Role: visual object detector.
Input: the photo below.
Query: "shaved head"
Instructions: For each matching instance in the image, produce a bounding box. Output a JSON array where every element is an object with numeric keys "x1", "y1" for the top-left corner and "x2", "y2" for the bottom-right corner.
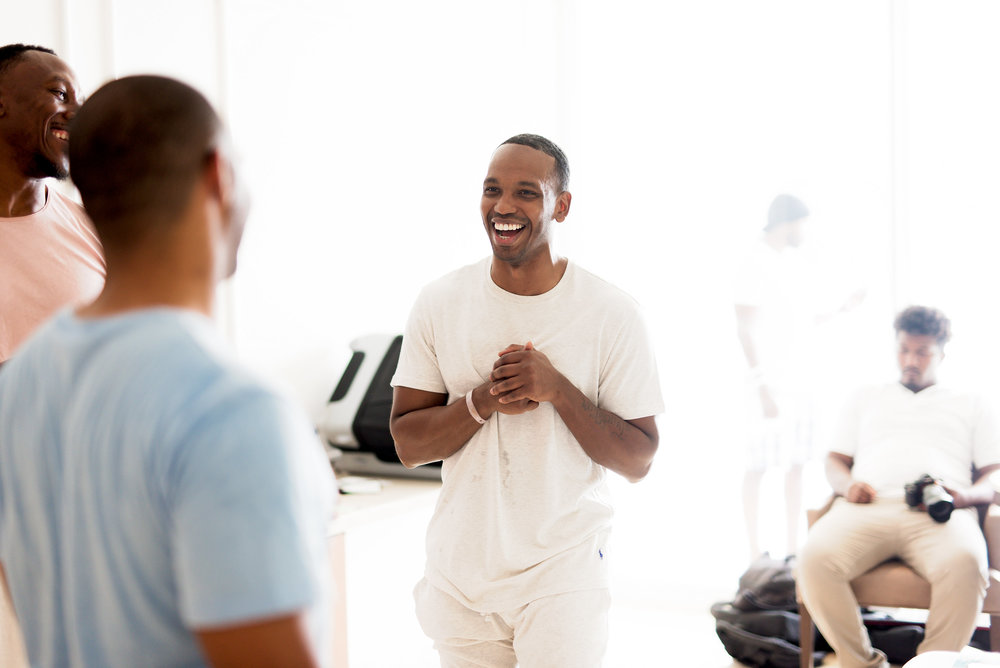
[{"x1": 69, "y1": 75, "x2": 223, "y2": 247}]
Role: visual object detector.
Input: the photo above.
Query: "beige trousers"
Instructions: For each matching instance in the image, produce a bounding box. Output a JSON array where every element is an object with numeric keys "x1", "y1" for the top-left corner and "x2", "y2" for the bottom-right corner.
[
  {"x1": 414, "y1": 579, "x2": 610, "y2": 668},
  {"x1": 798, "y1": 497, "x2": 988, "y2": 668}
]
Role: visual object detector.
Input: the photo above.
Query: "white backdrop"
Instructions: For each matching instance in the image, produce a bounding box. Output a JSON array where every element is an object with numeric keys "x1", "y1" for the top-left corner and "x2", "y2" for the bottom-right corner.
[{"x1": 4, "y1": 1, "x2": 1000, "y2": 662}]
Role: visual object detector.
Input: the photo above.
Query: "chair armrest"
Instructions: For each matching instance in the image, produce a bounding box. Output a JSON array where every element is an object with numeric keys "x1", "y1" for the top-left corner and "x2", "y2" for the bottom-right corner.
[
  {"x1": 806, "y1": 495, "x2": 838, "y2": 529},
  {"x1": 984, "y1": 504, "x2": 1000, "y2": 570}
]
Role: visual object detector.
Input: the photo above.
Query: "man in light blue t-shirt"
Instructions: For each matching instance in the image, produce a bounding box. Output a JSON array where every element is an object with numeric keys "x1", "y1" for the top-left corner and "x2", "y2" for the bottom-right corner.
[{"x1": 0, "y1": 75, "x2": 335, "y2": 667}]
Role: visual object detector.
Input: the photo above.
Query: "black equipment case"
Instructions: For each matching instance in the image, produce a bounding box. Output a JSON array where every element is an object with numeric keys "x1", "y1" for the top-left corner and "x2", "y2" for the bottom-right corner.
[{"x1": 317, "y1": 334, "x2": 441, "y2": 479}]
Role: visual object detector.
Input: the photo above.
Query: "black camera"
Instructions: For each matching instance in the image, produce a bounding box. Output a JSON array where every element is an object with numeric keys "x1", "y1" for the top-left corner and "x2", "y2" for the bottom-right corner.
[{"x1": 904, "y1": 474, "x2": 954, "y2": 523}]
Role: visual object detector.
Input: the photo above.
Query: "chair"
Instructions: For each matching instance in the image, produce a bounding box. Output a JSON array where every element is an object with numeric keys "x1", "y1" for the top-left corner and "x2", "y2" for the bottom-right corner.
[{"x1": 797, "y1": 498, "x2": 1000, "y2": 668}]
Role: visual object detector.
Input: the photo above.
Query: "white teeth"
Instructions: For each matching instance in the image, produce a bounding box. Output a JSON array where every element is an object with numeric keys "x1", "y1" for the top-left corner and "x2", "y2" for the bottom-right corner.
[
  {"x1": 52, "y1": 130, "x2": 68, "y2": 141},
  {"x1": 494, "y1": 222, "x2": 524, "y2": 232}
]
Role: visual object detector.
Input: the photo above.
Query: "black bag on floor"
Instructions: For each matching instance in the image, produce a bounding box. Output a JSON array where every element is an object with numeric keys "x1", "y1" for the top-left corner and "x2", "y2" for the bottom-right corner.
[
  {"x1": 715, "y1": 618, "x2": 803, "y2": 668},
  {"x1": 866, "y1": 623, "x2": 924, "y2": 665},
  {"x1": 861, "y1": 611, "x2": 991, "y2": 663},
  {"x1": 733, "y1": 553, "x2": 798, "y2": 612},
  {"x1": 713, "y1": 554, "x2": 830, "y2": 667},
  {"x1": 712, "y1": 602, "x2": 827, "y2": 668}
]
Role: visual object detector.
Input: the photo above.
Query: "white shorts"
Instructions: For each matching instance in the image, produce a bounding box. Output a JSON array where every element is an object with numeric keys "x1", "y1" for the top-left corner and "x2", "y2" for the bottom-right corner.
[{"x1": 413, "y1": 578, "x2": 610, "y2": 668}]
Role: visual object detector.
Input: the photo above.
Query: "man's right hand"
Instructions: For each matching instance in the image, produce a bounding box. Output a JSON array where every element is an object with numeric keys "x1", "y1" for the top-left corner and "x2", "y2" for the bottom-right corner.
[
  {"x1": 488, "y1": 343, "x2": 540, "y2": 416},
  {"x1": 845, "y1": 481, "x2": 877, "y2": 504}
]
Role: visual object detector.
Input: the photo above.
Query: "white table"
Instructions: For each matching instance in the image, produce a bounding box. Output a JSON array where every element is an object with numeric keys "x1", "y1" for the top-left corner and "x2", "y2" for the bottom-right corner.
[{"x1": 328, "y1": 476, "x2": 441, "y2": 667}]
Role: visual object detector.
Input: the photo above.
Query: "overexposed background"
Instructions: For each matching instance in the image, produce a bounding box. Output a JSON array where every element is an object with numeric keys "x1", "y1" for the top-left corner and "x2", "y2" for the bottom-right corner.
[{"x1": 5, "y1": 1, "x2": 1000, "y2": 665}]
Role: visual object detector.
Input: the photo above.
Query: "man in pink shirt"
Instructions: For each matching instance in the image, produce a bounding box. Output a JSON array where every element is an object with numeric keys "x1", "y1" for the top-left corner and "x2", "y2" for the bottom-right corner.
[{"x1": 0, "y1": 44, "x2": 105, "y2": 363}]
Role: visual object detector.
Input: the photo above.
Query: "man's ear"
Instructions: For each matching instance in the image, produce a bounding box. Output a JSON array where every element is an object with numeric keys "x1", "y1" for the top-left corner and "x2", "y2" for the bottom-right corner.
[
  {"x1": 203, "y1": 148, "x2": 234, "y2": 212},
  {"x1": 554, "y1": 191, "x2": 572, "y2": 222}
]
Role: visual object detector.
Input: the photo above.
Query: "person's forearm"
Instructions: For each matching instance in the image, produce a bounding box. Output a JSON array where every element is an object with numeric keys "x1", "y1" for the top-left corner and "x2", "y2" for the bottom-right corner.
[
  {"x1": 735, "y1": 306, "x2": 761, "y2": 371},
  {"x1": 549, "y1": 379, "x2": 657, "y2": 483},
  {"x1": 825, "y1": 457, "x2": 855, "y2": 497},
  {"x1": 736, "y1": 326, "x2": 760, "y2": 371},
  {"x1": 390, "y1": 384, "x2": 490, "y2": 468},
  {"x1": 196, "y1": 613, "x2": 321, "y2": 668},
  {"x1": 960, "y1": 477, "x2": 997, "y2": 508},
  {"x1": 952, "y1": 464, "x2": 1000, "y2": 508}
]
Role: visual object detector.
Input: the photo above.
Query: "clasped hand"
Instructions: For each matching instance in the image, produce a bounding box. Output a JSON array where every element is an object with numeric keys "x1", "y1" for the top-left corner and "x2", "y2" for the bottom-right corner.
[{"x1": 488, "y1": 342, "x2": 563, "y2": 415}]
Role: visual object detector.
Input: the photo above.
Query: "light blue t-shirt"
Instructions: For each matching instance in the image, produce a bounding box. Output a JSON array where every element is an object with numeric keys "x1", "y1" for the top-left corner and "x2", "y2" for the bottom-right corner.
[{"x1": 0, "y1": 309, "x2": 336, "y2": 667}]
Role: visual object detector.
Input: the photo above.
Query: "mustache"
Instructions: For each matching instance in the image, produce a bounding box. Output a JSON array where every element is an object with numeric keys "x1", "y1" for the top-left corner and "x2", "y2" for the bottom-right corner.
[{"x1": 902, "y1": 366, "x2": 921, "y2": 375}]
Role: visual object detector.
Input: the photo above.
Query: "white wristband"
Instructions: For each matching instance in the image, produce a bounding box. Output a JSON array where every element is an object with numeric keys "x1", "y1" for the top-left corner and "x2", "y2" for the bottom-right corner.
[{"x1": 466, "y1": 391, "x2": 486, "y2": 424}]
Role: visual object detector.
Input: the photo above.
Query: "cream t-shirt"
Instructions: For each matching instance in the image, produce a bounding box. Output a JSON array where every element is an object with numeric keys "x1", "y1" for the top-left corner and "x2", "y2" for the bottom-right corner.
[
  {"x1": 830, "y1": 382, "x2": 1000, "y2": 497},
  {"x1": 0, "y1": 188, "x2": 105, "y2": 361},
  {"x1": 392, "y1": 258, "x2": 664, "y2": 611}
]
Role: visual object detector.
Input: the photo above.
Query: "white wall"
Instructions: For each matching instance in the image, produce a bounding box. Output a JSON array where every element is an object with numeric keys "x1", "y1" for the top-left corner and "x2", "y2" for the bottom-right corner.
[
  {"x1": 5, "y1": 0, "x2": 1000, "y2": 550},
  {"x1": 0, "y1": 1, "x2": 898, "y2": 409}
]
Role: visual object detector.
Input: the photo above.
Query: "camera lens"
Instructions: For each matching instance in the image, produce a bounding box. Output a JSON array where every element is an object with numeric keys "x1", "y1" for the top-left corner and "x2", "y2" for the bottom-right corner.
[{"x1": 923, "y1": 483, "x2": 954, "y2": 523}]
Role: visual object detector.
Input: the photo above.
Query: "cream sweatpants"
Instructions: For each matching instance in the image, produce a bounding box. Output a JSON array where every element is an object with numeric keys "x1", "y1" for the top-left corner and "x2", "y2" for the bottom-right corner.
[
  {"x1": 798, "y1": 497, "x2": 988, "y2": 668},
  {"x1": 414, "y1": 578, "x2": 610, "y2": 668}
]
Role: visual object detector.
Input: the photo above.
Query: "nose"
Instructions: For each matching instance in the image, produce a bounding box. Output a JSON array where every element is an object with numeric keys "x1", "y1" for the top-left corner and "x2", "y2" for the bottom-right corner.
[{"x1": 494, "y1": 191, "x2": 517, "y2": 215}]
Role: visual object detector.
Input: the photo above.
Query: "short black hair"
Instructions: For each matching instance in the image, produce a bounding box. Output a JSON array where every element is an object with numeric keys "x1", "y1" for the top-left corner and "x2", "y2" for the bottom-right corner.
[
  {"x1": 500, "y1": 133, "x2": 570, "y2": 192},
  {"x1": 0, "y1": 44, "x2": 57, "y2": 79},
  {"x1": 70, "y1": 75, "x2": 222, "y2": 248},
  {"x1": 894, "y1": 305, "x2": 951, "y2": 347}
]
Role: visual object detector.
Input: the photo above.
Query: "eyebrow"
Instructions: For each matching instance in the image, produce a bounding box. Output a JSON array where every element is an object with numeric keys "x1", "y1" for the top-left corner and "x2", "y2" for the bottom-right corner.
[{"x1": 482, "y1": 177, "x2": 542, "y2": 189}]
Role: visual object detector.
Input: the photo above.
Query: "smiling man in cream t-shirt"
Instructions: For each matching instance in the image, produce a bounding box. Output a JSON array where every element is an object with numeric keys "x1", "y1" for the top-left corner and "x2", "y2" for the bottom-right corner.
[{"x1": 390, "y1": 134, "x2": 664, "y2": 667}]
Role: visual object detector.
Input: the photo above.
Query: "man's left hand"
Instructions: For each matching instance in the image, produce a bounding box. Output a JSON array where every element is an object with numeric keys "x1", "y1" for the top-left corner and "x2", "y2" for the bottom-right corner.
[
  {"x1": 490, "y1": 342, "x2": 565, "y2": 405},
  {"x1": 943, "y1": 485, "x2": 975, "y2": 509}
]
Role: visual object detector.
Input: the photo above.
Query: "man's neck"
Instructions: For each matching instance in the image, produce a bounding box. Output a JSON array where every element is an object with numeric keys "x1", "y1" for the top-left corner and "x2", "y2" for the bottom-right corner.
[
  {"x1": 490, "y1": 255, "x2": 568, "y2": 296},
  {"x1": 80, "y1": 278, "x2": 215, "y2": 320},
  {"x1": 0, "y1": 171, "x2": 48, "y2": 218},
  {"x1": 763, "y1": 231, "x2": 789, "y2": 252},
  {"x1": 901, "y1": 379, "x2": 936, "y2": 394},
  {"x1": 78, "y1": 245, "x2": 216, "y2": 320}
]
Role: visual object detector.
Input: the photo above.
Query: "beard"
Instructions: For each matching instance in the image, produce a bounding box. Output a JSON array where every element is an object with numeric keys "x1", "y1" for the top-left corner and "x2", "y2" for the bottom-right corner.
[{"x1": 26, "y1": 150, "x2": 69, "y2": 180}]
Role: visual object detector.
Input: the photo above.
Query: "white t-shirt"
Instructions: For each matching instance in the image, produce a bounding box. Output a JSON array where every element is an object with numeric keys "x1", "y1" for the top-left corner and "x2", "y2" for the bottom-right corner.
[
  {"x1": 732, "y1": 239, "x2": 817, "y2": 388},
  {"x1": 830, "y1": 383, "x2": 1000, "y2": 497},
  {"x1": 392, "y1": 258, "x2": 664, "y2": 611}
]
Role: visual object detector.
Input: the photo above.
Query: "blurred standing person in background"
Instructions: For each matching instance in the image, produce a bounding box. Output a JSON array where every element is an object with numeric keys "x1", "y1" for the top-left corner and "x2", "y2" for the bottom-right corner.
[{"x1": 734, "y1": 194, "x2": 863, "y2": 560}]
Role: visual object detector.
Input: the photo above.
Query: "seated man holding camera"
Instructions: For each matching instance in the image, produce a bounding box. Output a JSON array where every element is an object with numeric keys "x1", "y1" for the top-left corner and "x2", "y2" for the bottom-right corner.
[{"x1": 798, "y1": 305, "x2": 1000, "y2": 668}]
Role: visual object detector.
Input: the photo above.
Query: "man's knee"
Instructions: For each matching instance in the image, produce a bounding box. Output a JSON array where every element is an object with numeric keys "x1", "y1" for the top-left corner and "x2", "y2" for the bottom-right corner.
[
  {"x1": 925, "y1": 547, "x2": 988, "y2": 590},
  {"x1": 798, "y1": 532, "x2": 845, "y2": 586}
]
